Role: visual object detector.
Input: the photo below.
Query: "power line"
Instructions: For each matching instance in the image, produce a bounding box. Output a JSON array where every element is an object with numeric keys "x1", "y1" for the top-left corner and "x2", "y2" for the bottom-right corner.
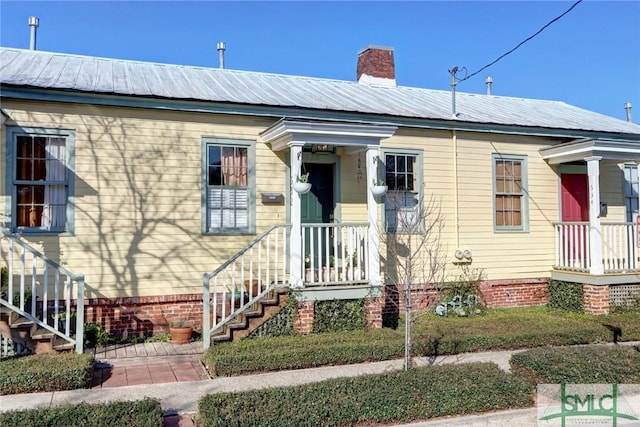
[{"x1": 458, "y1": 0, "x2": 583, "y2": 84}]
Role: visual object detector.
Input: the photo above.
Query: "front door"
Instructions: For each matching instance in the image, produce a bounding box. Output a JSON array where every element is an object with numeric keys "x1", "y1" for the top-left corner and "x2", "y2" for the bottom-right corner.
[
  {"x1": 301, "y1": 163, "x2": 334, "y2": 269},
  {"x1": 561, "y1": 173, "x2": 589, "y2": 222},
  {"x1": 561, "y1": 173, "x2": 589, "y2": 260}
]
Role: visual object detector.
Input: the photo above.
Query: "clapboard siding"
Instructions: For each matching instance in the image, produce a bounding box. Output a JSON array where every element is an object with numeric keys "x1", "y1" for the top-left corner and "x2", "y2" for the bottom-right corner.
[{"x1": 2, "y1": 101, "x2": 289, "y2": 298}]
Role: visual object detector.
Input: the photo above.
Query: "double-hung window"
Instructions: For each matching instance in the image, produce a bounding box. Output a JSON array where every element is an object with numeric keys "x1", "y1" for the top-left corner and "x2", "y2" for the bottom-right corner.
[
  {"x1": 493, "y1": 154, "x2": 528, "y2": 231},
  {"x1": 623, "y1": 164, "x2": 639, "y2": 222},
  {"x1": 202, "y1": 138, "x2": 255, "y2": 234},
  {"x1": 383, "y1": 150, "x2": 422, "y2": 233},
  {"x1": 6, "y1": 127, "x2": 74, "y2": 233}
]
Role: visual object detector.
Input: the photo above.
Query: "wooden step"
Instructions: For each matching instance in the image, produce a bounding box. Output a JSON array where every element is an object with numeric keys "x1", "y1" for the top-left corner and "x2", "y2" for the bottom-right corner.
[
  {"x1": 211, "y1": 290, "x2": 289, "y2": 343},
  {"x1": 52, "y1": 337, "x2": 75, "y2": 352},
  {"x1": 31, "y1": 327, "x2": 55, "y2": 340}
]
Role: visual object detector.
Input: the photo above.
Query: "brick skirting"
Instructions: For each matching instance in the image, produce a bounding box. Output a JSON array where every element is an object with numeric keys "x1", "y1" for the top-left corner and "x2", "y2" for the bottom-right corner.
[
  {"x1": 480, "y1": 278, "x2": 549, "y2": 308},
  {"x1": 84, "y1": 293, "x2": 203, "y2": 338},
  {"x1": 79, "y1": 278, "x2": 552, "y2": 338}
]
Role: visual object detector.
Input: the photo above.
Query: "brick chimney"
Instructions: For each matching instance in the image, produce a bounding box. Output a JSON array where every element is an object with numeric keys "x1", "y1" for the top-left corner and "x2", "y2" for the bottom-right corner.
[{"x1": 357, "y1": 45, "x2": 396, "y2": 87}]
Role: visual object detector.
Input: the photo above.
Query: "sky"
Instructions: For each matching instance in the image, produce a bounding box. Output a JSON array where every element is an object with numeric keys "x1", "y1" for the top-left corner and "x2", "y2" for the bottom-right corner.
[{"x1": 1, "y1": 1, "x2": 639, "y2": 122}]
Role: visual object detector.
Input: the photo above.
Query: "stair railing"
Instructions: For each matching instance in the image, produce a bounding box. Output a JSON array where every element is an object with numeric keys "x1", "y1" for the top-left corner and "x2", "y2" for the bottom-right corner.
[
  {"x1": 1, "y1": 229, "x2": 85, "y2": 354},
  {"x1": 203, "y1": 224, "x2": 290, "y2": 349}
]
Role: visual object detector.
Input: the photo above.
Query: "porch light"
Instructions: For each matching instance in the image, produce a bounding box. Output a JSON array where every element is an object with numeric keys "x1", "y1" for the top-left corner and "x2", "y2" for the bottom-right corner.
[{"x1": 311, "y1": 144, "x2": 334, "y2": 154}]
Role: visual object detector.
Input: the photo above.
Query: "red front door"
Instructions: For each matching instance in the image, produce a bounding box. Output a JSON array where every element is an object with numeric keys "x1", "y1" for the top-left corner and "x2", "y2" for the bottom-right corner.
[
  {"x1": 561, "y1": 173, "x2": 589, "y2": 263},
  {"x1": 561, "y1": 174, "x2": 589, "y2": 222}
]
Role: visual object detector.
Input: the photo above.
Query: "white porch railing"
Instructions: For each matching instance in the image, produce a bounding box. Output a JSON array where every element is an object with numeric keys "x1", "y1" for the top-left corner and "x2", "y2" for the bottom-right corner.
[
  {"x1": 1, "y1": 230, "x2": 85, "y2": 354},
  {"x1": 203, "y1": 224, "x2": 291, "y2": 349},
  {"x1": 302, "y1": 222, "x2": 370, "y2": 285},
  {"x1": 554, "y1": 222, "x2": 640, "y2": 273},
  {"x1": 202, "y1": 222, "x2": 372, "y2": 348}
]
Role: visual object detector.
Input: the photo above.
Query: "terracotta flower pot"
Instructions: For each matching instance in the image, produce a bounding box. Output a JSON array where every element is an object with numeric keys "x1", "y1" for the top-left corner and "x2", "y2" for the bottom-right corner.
[{"x1": 169, "y1": 326, "x2": 193, "y2": 344}]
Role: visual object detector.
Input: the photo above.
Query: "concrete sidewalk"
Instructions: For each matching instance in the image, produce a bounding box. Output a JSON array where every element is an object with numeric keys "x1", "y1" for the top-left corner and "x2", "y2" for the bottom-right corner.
[{"x1": 1, "y1": 342, "x2": 637, "y2": 426}]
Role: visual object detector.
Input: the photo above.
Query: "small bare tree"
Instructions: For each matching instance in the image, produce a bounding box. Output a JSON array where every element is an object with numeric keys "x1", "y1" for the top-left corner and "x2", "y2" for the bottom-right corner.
[{"x1": 381, "y1": 193, "x2": 448, "y2": 371}]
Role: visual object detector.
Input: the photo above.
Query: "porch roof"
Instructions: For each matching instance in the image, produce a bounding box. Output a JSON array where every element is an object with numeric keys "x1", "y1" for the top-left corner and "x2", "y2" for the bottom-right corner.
[
  {"x1": 540, "y1": 138, "x2": 640, "y2": 164},
  {"x1": 260, "y1": 119, "x2": 397, "y2": 152}
]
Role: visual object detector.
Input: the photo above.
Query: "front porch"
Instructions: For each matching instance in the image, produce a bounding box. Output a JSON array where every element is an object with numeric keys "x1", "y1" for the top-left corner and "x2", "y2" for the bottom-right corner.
[
  {"x1": 542, "y1": 138, "x2": 640, "y2": 285},
  {"x1": 202, "y1": 120, "x2": 398, "y2": 347},
  {"x1": 554, "y1": 221, "x2": 640, "y2": 277}
]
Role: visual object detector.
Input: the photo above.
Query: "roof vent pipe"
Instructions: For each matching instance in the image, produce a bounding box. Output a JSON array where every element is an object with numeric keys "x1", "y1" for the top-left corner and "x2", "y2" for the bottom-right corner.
[
  {"x1": 449, "y1": 66, "x2": 458, "y2": 118},
  {"x1": 28, "y1": 16, "x2": 39, "y2": 50},
  {"x1": 485, "y1": 76, "x2": 493, "y2": 95},
  {"x1": 624, "y1": 102, "x2": 632, "y2": 122},
  {"x1": 217, "y1": 41, "x2": 226, "y2": 69}
]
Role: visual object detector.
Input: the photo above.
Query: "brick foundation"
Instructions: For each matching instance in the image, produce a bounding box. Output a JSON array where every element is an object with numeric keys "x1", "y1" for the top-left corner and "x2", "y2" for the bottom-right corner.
[
  {"x1": 83, "y1": 293, "x2": 203, "y2": 338},
  {"x1": 77, "y1": 277, "x2": 553, "y2": 338},
  {"x1": 583, "y1": 284, "x2": 610, "y2": 315},
  {"x1": 480, "y1": 278, "x2": 549, "y2": 308},
  {"x1": 383, "y1": 284, "x2": 440, "y2": 315},
  {"x1": 294, "y1": 301, "x2": 315, "y2": 334}
]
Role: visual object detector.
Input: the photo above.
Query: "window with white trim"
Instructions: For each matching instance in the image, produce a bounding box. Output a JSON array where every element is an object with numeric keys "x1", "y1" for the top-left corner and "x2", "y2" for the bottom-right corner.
[
  {"x1": 383, "y1": 150, "x2": 422, "y2": 233},
  {"x1": 203, "y1": 139, "x2": 255, "y2": 234},
  {"x1": 6, "y1": 127, "x2": 74, "y2": 233},
  {"x1": 623, "y1": 164, "x2": 638, "y2": 222},
  {"x1": 493, "y1": 154, "x2": 528, "y2": 231}
]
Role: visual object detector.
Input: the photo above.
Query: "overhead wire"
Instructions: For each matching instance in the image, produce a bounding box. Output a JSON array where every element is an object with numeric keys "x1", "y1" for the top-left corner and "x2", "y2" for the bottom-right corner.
[{"x1": 457, "y1": 0, "x2": 583, "y2": 84}]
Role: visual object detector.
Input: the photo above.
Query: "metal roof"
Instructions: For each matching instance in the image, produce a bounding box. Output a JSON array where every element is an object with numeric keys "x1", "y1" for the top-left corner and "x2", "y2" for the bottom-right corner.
[{"x1": 2, "y1": 47, "x2": 640, "y2": 136}]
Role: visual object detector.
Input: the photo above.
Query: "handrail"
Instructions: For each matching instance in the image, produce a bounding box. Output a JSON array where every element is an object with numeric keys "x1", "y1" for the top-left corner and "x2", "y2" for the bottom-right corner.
[
  {"x1": 0, "y1": 229, "x2": 85, "y2": 354},
  {"x1": 0, "y1": 229, "x2": 83, "y2": 281},
  {"x1": 204, "y1": 224, "x2": 291, "y2": 280},
  {"x1": 203, "y1": 224, "x2": 291, "y2": 349}
]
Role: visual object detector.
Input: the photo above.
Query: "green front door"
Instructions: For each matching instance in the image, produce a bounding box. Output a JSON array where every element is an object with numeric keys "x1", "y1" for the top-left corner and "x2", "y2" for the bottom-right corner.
[{"x1": 301, "y1": 163, "x2": 334, "y2": 267}]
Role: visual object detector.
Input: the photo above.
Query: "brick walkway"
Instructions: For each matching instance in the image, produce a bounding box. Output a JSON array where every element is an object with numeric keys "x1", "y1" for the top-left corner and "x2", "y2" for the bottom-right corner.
[{"x1": 88, "y1": 341, "x2": 209, "y2": 389}]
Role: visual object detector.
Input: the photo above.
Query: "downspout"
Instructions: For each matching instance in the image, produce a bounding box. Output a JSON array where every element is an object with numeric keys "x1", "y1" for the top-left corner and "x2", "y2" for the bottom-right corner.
[{"x1": 453, "y1": 130, "x2": 460, "y2": 248}]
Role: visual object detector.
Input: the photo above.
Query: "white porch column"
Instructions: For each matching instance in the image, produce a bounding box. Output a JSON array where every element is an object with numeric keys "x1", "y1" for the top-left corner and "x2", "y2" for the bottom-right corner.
[
  {"x1": 289, "y1": 143, "x2": 305, "y2": 287},
  {"x1": 366, "y1": 146, "x2": 382, "y2": 287},
  {"x1": 586, "y1": 156, "x2": 603, "y2": 274}
]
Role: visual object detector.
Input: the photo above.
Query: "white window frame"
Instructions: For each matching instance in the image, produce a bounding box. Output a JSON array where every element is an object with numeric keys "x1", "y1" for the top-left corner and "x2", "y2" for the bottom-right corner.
[
  {"x1": 381, "y1": 149, "x2": 423, "y2": 233},
  {"x1": 5, "y1": 126, "x2": 75, "y2": 234},
  {"x1": 201, "y1": 138, "x2": 256, "y2": 235}
]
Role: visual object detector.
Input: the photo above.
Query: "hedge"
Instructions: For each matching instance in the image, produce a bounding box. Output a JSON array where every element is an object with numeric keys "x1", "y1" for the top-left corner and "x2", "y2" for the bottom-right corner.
[
  {"x1": 0, "y1": 398, "x2": 163, "y2": 427},
  {"x1": 198, "y1": 362, "x2": 533, "y2": 426},
  {"x1": 0, "y1": 353, "x2": 94, "y2": 395},
  {"x1": 205, "y1": 328, "x2": 403, "y2": 376},
  {"x1": 510, "y1": 344, "x2": 640, "y2": 384}
]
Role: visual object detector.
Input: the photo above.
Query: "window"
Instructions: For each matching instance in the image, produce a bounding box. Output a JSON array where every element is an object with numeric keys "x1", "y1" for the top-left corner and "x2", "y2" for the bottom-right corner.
[
  {"x1": 383, "y1": 150, "x2": 422, "y2": 232},
  {"x1": 202, "y1": 138, "x2": 255, "y2": 234},
  {"x1": 493, "y1": 154, "x2": 528, "y2": 231},
  {"x1": 6, "y1": 127, "x2": 74, "y2": 233},
  {"x1": 623, "y1": 164, "x2": 638, "y2": 222}
]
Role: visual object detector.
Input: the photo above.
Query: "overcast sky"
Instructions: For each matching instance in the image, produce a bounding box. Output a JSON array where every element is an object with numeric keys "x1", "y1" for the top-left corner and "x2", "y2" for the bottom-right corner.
[{"x1": 1, "y1": 1, "x2": 639, "y2": 121}]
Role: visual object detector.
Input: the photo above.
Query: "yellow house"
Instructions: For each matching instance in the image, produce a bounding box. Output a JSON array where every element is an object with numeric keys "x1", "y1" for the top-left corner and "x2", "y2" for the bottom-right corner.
[{"x1": 1, "y1": 45, "x2": 640, "y2": 353}]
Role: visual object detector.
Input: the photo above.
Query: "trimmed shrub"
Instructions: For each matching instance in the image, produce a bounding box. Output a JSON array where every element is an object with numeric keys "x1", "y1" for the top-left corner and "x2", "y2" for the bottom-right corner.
[
  {"x1": 205, "y1": 328, "x2": 403, "y2": 376},
  {"x1": 198, "y1": 362, "x2": 533, "y2": 426},
  {"x1": 313, "y1": 299, "x2": 366, "y2": 333},
  {"x1": 0, "y1": 353, "x2": 94, "y2": 395},
  {"x1": 0, "y1": 398, "x2": 163, "y2": 427},
  {"x1": 511, "y1": 345, "x2": 640, "y2": 384},
  {"x1": 547, "y1": 280, "x2": 583, "y2": 312},
  {"x1": 206, "y1": 307, "x2": 640, "y2": 377}
]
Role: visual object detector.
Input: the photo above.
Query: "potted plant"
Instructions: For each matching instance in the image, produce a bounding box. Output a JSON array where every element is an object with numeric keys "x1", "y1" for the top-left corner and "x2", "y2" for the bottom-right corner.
[
  {"x1": 371, "y1": 178, "x2": 388, "y2": 197},
  {"x1": 304, "y1": 254, "x2": 316, "y2": 282},
  {"x1": 163, "y1": 306, "x2": 194, "y2": 344},
  {"x1": 293, "y1": 173, "x2": 312, "y2": 194}
]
